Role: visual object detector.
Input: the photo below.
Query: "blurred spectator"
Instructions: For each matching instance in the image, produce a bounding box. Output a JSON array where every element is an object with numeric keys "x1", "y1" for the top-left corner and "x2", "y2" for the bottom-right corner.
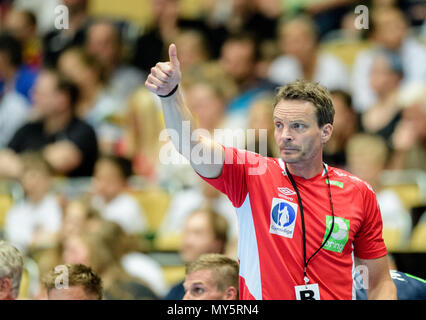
[
  {"x1": 360, "y1": 51, "x2": 403, "y2": 147},
  {"x1": 282, "y1": 0, "x2": 357, "y2": 39},
  {"x1": 346, "y1": 133, "x2": 412, "y2": 248},
  {"x1": 0, "y1": 82, "x2": 29, "y2": 149},
  {"x1": 13, "y1": 0, "x2": 61, "y2": 35},
  {"x1": 43, "y1": 263, "x2": 103, "y2": 300},
  {"x1": 132, "y1": 0, "x2": 210, "y2": 73},
  {"x1": 0, "y1": 32, "x2": 38, "y2": 102},
  {"x1": 268, "y1": 15, "x2": 349, "y2": 91},
  {"x1": 42, "y1": 0, "x2": 92, "y2": 67},
  {"x1": 220, "y1": 33, "x2": 276, "y2": 130},
  {"x1": 60, "y1": 197, "x2": 100, "y2": 240},
  {"x1": 0, "y1": 68, "x2": 98, "y2": 178},
  {"x1": 174, "y1": 29, "x2": 209, "y2": 72},
  {"x1": 91, "y1": 155, "x2": 148, "y2": 234},
  {"x1": 115, "y1": 87, "x2": 164, "y2": 181},
  {"x1": 87, "y1": 218, "x2": 168, "y2": 298},
  {"x1": 0, "y1": 240, "x2": 24, "y2": 300},
  {"x1": 246, "y1": 96, "x2": 280, "y2": 158},
  {"x1": 4, "y1": 8, "x2": 43, "y2": 69},
  {"x1": 204, "y1": 0, "x2": 281, "y2": 47},
  {"x1": 183, "y1": 253, "x2": 239, "y2": 300},
  {"x1": 185, "y1": 79, "x2": 227, "y2": 133},
  {"x1": 5, "y1": 152, "x2": 62, "y2": 253},
  {"x1": 57, "y1": 47, "x2": 121, "y2": 152},
  {"x1": 352, "y1": 6, "x2": 426, "y2": 112},
  {"x1": 164, "y1": 208, "x2": 229, "y2": 300},
  {"x1": 390, "y1": 84, "x2": 426, "y2": 171},
  {"x1": 323, "y1": 89, "x2": 358, "y2": 168},
  {"x1": 158, "y1": 180, "x2": 238, "y2": 251},
  {"x1": 85, "y1": 20, "x2": 145, "y2": 101},
  {"x1": 62, "y1": 228, "x2": 158, "y2": 299}
]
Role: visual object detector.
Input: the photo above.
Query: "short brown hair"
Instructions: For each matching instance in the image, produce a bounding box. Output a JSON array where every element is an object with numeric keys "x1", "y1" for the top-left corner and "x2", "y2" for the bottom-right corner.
[
  {"x1": 190, "y1": 208, "x2": 229, "y2": 251},
  {"x1": 186, "y1": 253, "x2": 239, "y2": 293},
  {"x1": 43, "y1": 264, "x2": 103, "y2": 300},
  {"x1": 274, "y1": 79, "x2": 335, "y2": 127}
]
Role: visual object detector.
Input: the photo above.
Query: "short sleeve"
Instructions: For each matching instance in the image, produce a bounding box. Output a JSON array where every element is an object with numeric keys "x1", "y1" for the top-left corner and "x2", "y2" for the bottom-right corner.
[
  {"x1": 198, "y1": 145, "x2": 249, "y2": 208},
  {"x1": 354, "y1": 188, "x2": 388, "y2": 259}
]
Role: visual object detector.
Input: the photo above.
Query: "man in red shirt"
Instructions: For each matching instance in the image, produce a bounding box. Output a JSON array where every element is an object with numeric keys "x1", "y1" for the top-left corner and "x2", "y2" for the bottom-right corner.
[{"x1": 145, "y1": 44, "x2": 397, "y2": 300}]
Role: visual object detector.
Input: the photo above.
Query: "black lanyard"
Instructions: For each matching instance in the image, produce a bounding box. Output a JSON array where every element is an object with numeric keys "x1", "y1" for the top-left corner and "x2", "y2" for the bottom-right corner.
[{"x1": 285, "y1": 163, "x2": 335, "y2": 287}]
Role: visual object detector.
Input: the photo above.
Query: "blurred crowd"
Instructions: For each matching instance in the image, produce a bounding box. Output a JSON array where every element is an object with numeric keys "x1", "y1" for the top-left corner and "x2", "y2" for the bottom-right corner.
[{"x1": 0, "y1": 0, "x2": 425, "y2": 300}]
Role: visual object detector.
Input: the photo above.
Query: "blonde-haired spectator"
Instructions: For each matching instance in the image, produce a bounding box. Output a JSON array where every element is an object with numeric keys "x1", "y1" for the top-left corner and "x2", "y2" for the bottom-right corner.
[
  {"x1": 346, "y1": 133, "x2": 412, "y2": 248},
  {"x1": 0, "y1": 240, "x2": 24, "y2": 300},
  {"x1": 183, "y1": 253, "x2": 239, "y2": 300}
]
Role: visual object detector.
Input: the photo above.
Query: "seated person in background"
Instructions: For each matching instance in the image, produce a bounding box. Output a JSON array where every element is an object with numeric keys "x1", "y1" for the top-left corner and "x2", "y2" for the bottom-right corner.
[
  {"x1": 183, "y1": 253, "x2": 239, "y2": 300},
  {"x1": 0, "y1": 32, "x2": 38, "y2": 103},
  {"x1": 115, "y1": 87, "x2": 164, "y2": 182},
  {"x1": 390, "y1": 84, "x2": 426, "y2": 171},
  {"x1": 246, "y1": 96, "x2": 280, "y2": 158},
  {"x1": 62, "y1": 226, "x2": 158, "y2": 300},
  {"x1": 220, "y1": 33, "x2": 277, "y2": 124},
  {"x1": 57, "y1": 47, "x2": 122, "y2": 153},
  {"x1": 0, "y1": 240, "x2": 24, "y2": 300},
  {"x1": 164, "y1": 208, "x2": 229, "y2": 300},
  {"x1": 4, "y1": 9, "x2": 43, "y2": 70},
  {"x1": 43, "y1": 264, "x2": 103, "y2": 300},
  {"x1": 91, "y1": 155, "x2": 148, "y2": 234},
  {"x1": 351, "y1": 6, "x2": 426, "y2": 112},
  {"x1": 0, "y1": 68, "x2": 98, "y2": 178},
  {"x1": 323, "y1": 89, "x2": 358, "y2": 169},
  {"x1": 360, "y1": 50, "x2": 404, "y2": 147},
  {"x1": 268, "y1": 15, "x2": 349, "y2": 91},
  {"x1": 346, "y1": 134, "x2": 412, "y2": 248},
  {"x1": 158, "y1": 180, "x2": 238, "y2": 251},
  {"x1": 85, "y1": 20, "x2": 145, "y2": 101},
  {"x1": 5, "y1": 152, "x2": 62, "y2": 253},
  {"x1": 86, "y1": 218, "x2": 168, "y2": 298}
]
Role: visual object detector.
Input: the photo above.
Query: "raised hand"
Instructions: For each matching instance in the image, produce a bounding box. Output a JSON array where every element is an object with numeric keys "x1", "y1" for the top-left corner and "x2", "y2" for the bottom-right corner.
[{"x1": 145, "y1": 43, "x2": 181, "y2": 97}]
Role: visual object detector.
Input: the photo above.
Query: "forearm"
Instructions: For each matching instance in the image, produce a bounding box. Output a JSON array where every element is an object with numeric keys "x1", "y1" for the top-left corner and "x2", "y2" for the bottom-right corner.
[
  {"x1": 367, "y1": 278, "x2": 397, "y2": 300},
  {"x1": 160, "y1": 86, "x2": 198, "y2": 159},
  {"x1": 160, "y1": 88, "x2": 224, "y2": 178}
]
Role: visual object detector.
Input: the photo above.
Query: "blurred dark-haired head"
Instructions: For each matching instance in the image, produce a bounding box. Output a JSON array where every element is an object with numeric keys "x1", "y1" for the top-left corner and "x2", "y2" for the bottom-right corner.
[
  {"x1": 92, "y1": 155, "x2": 133, "y2": 202},
  {"x1": 32, "y1": 69, "x2": 80, "y2": 117},
  {"x1": 0, "y1": 32, "x2": 23, "y2": 76}
]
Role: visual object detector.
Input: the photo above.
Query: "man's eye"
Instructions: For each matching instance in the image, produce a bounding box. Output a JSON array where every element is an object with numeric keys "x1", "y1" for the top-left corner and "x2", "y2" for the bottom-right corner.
[
  {"x1": 190, "y1": 286, "x2": 205, "y2": 296},
  {"x1": 292, "y1": 123, "x2": 305, "y2": 130},
  {"x1": 275, "y1": 122, "x2": 283, "y2": 129}
]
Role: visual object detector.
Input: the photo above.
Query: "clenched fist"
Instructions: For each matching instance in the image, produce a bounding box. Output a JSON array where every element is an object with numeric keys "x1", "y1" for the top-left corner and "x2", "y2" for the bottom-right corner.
[{"x1": 145, "y1": 43, "x2": 181, "y2": 97}]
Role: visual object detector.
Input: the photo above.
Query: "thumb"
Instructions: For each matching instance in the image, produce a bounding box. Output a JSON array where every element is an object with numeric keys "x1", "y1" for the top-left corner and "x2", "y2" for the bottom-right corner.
[{"x1": 168, "y1": 43, "x2": 180, "y2": 68}]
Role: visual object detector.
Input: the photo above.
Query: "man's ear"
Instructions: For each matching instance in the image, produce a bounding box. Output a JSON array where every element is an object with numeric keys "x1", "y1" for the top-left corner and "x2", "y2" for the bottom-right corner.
[
  {"x1": 0, "y1": 277, "x2": 12, "y2": 300},
  {"x1": 321, "y1": 123, "x2": 333, "y2": 144},
  {"x1": 223, "y1": 286, "x2": 238, "y2": 300}
]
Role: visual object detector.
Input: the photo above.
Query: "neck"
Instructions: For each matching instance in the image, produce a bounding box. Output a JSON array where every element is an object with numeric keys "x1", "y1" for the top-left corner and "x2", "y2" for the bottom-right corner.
[
  {"x1": 285, "y1": 154, "x2": 324, "y2": 179},
  {"x1": 43, "y1": 111, "x2": 72, "y2": 134}
]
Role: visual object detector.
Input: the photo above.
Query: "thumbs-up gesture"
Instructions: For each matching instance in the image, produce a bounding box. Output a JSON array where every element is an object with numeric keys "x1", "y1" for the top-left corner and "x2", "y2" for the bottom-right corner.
[{"x1": 145, "y1": 43, "x2": 181, "y2": 97}]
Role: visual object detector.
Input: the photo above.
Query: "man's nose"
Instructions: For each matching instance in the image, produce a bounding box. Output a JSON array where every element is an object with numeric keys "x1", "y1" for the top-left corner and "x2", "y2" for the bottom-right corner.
[{"x1": 281, "y1": 127, "x2": 294, "y2": 142}]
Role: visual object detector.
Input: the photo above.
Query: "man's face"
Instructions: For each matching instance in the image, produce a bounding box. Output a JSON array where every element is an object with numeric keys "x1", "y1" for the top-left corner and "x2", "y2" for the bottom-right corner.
[
  {"x1": 86, "y1": 23, "x2": 120, "y2": 67},
  {"x1": 220, "y1": 40, "x2": 254, "y2": 83},
  {"x1": 181, "y1": 212, "x2": 222, "y2": 263},
  {"x1": 32, "y1": 72, "x2": 61, "y2": 116},
  {"x1": 92, "y1": 160, "x2": 126, "y2": 203},
  {"x1": 48, "y1": 286, "x2": 98, "y2": 300},
  {"x1": 273, "y1": 100, "x2": 330, "y2": 164},
  {"x1": 280, "y1": 21, "x2": 316, "y2": 60},
  {"x1": 183, "y1": 269, "x2": 228, "y2": 300}
]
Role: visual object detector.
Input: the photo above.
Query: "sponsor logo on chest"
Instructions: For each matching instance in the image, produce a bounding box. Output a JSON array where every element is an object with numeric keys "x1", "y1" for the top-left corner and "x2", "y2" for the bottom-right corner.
[{"x1": 269, "y1": 198, "x2": 298, "y2": 238}]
